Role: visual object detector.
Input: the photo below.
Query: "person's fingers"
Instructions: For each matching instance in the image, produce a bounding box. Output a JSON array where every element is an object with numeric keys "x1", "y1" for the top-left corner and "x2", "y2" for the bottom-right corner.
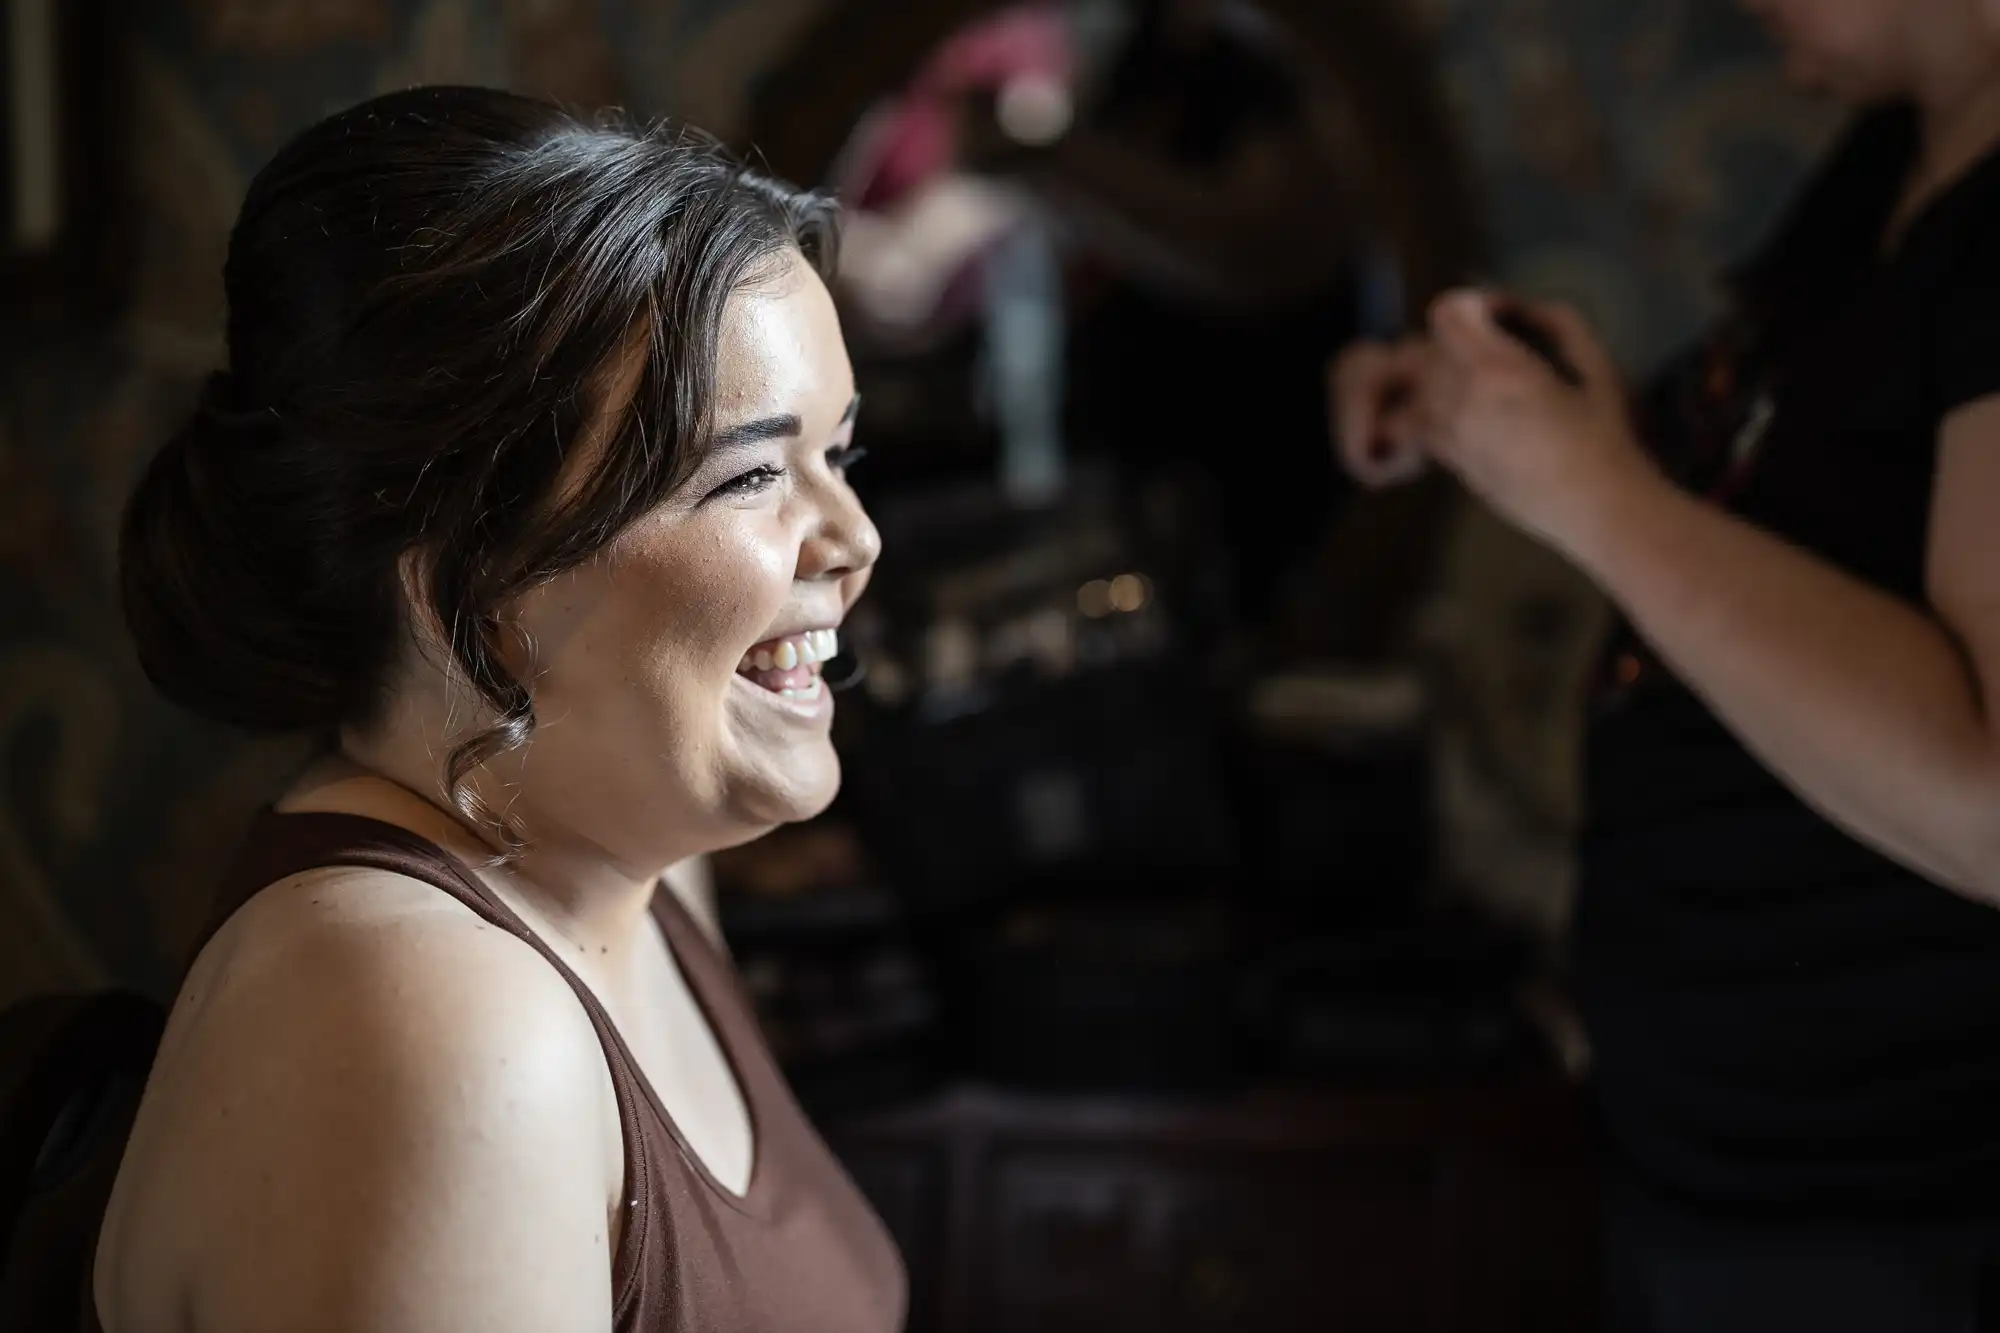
[
  {"x1": 1427, "y1": 288, "x2": 1491, "y2": 354},
  {"x1": 1371, "y1": 342, "x2": 1432, "y2": 471},
  {"x1": 1385, "y1": 337, "x2": 1433, "y2": 386},
  {"x1": 1369, "y1": 407, "x2": 1431, "y2": 485},
  {"x1": 1347, "y1": 414, "x2": 1427, "y2": 485},
  {"x1": 1410, "y1": 343, "x2": 1466, "y2": 466},
  {"x1": 1428, "y1": 287, "x2": 1543, "y2": 380},
  {"x1": 1518, "y1": 297, "x2": 1618, "y2": 386},
  {"x1": 1332, "y1": 340, "x2": 1430, "y2": 482},
  {"x1": 1331, "y1": 343, "x2": 1393, "y2": 466}
]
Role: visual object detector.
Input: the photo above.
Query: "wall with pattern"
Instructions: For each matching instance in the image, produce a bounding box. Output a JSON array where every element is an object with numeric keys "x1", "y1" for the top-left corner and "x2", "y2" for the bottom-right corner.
[{"x1": 0, "y1": 0, "x2": 1832, "y2": 1002}]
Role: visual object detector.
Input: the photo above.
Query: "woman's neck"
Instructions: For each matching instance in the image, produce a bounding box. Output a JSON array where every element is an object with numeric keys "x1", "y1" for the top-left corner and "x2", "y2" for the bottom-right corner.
[{"x1": 291, "y1": 750, "x2": 669, "y2": 960}]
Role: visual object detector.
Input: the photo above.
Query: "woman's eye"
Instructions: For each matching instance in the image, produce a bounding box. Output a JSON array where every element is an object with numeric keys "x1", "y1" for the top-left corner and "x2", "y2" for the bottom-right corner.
[
  {"x1": 707, "y1": 465, "x2": 787, "y2": 501},
  {"x1": 828, "y1": 444, "x2": 868, "y2": 476}
]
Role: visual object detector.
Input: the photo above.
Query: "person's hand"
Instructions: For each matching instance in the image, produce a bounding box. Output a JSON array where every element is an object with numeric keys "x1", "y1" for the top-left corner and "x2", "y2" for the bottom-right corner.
[
  {"x1": 1413, "y1": 288, "x2": 1661, "y2": 562},
  {"x1": 1328, "y1": 336, "x2": 1436, "y2": 487}
]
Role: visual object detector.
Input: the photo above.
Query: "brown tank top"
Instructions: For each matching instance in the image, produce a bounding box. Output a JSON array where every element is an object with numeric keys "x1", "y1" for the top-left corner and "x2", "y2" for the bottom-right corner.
[{"x1": 94, "y1": 810, "x2": 905, "y2": 1332}]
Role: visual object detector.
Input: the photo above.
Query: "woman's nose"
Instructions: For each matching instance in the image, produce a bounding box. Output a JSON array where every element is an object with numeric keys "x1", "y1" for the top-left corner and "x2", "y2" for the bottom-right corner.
[{"x1": 799, "y1": 481, "x2": 882, "y2": 582}]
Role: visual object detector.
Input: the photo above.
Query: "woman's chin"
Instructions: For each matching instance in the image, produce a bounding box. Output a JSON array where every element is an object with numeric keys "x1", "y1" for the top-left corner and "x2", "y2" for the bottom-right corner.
[{"x1": 728, "y1": 753, "x2": 842, "y2": 831}]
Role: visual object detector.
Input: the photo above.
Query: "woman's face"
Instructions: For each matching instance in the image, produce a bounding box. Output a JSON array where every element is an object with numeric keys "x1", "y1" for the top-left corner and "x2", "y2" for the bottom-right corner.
[
  {"x1": 480, "y1": 251, "x2": 880, "y2": 870},
  {"x1": 1738, "y1": 0, "x2": 1977, "y2": 97}
]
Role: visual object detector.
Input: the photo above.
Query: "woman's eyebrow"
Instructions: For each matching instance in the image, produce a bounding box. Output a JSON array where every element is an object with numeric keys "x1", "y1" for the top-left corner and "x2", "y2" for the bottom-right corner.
[
  {"x1": 711, "y1": 395, "x2": 861, "y2": 449},
  {"x1": 711, "y1": 414, "x2": 801, "y2": 449}
]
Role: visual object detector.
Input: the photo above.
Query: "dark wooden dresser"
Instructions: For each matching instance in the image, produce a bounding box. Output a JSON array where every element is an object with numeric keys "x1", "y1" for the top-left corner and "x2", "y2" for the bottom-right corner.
[{"x1": 830, "y1": 1078, "x2": 1600, "y2": 1333}]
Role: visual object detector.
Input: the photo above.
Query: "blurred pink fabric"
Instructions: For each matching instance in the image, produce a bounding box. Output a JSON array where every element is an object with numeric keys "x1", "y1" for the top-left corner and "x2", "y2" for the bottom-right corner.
[{"x1": 842, "y1": 5, "x2": 1073, "y2": 210}]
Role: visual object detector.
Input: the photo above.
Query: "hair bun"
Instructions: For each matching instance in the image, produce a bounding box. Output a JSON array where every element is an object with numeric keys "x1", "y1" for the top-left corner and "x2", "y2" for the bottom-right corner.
[{"x1": 118, "y1": 387, "x2": 360, "y2": 733}]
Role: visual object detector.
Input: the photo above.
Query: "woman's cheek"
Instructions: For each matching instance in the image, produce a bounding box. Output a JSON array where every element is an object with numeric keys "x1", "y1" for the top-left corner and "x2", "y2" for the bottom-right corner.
[
  {"x1": 695, "y1": 517, "x2": 798, "y2": 640},
  {"x1": 592, "y1": 508, "x2": 797, "y2": 692}
]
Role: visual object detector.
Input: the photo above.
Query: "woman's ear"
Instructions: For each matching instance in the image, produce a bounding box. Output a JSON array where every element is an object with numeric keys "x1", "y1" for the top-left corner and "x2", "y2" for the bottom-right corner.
[{"x1": 377, "y1": 548, "x2": 527, "y2": 757}]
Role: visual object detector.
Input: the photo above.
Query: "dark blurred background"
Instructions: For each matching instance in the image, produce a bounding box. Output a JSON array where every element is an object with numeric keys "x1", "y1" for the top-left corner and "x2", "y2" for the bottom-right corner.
[{"x1": 0, "y1": 2, "x2": 1836, "y2": 1328}]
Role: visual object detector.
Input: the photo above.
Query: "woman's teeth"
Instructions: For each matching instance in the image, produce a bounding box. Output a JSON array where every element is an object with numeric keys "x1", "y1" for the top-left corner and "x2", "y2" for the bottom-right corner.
[
  {"x1": 737, "y1": 629, "x2": 838, "y2": 699},
  {"x1": 743, "y1": 628, "x2": 837, "y2": 673}
]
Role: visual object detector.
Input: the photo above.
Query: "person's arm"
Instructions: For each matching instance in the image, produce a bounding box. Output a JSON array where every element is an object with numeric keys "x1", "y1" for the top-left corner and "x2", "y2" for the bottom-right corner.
[
  {"x1": 1413, "y1": 288, "x2": 2000, "y2": 903},
  {"x1": 155, "y1": 891, "x2": 618, "y2": 1333}
]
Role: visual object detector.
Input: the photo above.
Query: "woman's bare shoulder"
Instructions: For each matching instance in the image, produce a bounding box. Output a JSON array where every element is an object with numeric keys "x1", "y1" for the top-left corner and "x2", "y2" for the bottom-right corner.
[
  {"x1": 96, "y1": 865, "x2": 618, "y2": 1333},
  {"x1": 167, "y1": 862, "x2": 600, "y2": 1083}
]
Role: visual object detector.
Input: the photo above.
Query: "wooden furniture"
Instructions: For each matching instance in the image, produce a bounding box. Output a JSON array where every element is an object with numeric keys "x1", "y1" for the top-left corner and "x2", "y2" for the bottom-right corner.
[{"x1": 831, "y1": 1078, "x2": 1599, "y2": 1333}]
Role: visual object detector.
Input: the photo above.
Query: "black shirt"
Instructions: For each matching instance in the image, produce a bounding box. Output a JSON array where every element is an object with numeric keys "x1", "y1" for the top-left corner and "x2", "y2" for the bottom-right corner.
[{"x1": 1576, "y1": 104, "x2": 2000, "y2": 1218}]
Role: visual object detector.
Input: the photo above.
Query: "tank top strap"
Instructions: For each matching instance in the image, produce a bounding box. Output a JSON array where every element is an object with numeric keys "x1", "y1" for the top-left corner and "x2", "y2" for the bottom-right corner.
[
  {"x1": 209, "y1": 810, "x2": 521, "y2": 942},
  {"x1": 212, "y1": 810, "x2": 657, "y2": 1043},
  {"x1": 206, "y1": 809, "x2": 660, "y2": 1308}
]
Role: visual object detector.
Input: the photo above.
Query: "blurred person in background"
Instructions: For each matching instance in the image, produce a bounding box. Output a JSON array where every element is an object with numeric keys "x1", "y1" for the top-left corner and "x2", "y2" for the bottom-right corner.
[
  {"x1": 96, "y1": 87, "x2": 900, "y2": 1333},
  {"x1": 1335, "y1": 0, "x2": 2000, "y2": 1328}
]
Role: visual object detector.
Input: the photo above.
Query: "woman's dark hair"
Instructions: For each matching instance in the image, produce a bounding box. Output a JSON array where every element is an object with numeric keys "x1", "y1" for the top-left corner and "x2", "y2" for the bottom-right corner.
[{"x1": 120, "y1": 86, "x2": 838, "y2": 849}]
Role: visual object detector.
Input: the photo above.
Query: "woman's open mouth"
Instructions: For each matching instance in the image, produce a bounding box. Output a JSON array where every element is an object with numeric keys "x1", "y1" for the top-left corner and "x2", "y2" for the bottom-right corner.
[{"x1": 735, "y1": 628, "x2": 838, "y2": 702}]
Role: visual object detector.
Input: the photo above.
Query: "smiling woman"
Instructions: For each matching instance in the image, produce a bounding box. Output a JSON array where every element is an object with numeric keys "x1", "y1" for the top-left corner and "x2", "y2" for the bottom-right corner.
[{"x1": 97, "y1": 87, "x2": 899, "y2": 1333}]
